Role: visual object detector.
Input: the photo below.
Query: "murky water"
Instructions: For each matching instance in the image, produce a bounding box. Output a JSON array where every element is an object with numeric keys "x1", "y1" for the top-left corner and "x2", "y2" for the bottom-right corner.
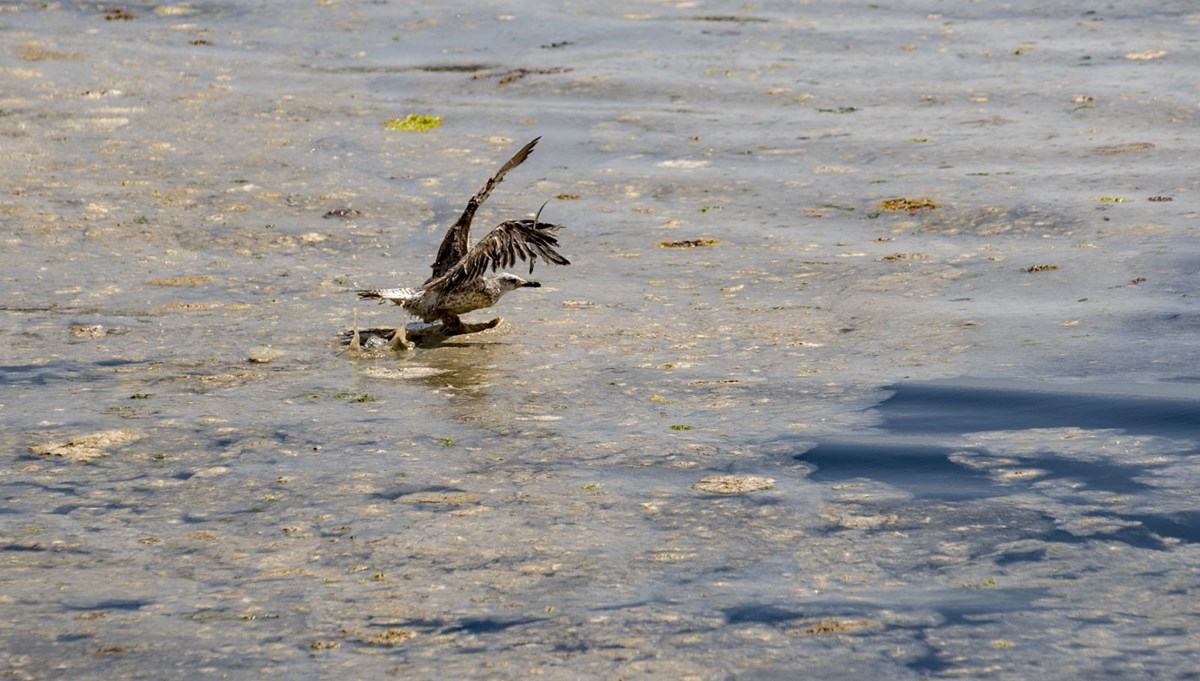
[{"x1": 3, "y1": 1, "x2": 1199, "y2": 678}]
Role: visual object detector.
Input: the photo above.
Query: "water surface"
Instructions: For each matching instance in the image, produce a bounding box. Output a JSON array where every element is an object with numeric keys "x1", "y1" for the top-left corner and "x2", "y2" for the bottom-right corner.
[{"x1": 2, "y1": 1, "x2": 1199, "y2": 678}]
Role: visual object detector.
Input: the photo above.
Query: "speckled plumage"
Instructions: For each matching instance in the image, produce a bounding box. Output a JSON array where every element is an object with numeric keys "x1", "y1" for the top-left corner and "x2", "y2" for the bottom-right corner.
[
  {"x1": 356, "y1": 138, "x2": 569, "y2": 335},
  {"x1": 359, "y1": 272, "x2": 537, "y2": 320}
]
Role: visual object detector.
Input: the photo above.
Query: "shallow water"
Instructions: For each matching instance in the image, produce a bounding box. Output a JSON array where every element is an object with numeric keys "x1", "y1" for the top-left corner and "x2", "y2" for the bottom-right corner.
[{"x1": 2, "y1": 1, "x2": 1199, "y2": 679}]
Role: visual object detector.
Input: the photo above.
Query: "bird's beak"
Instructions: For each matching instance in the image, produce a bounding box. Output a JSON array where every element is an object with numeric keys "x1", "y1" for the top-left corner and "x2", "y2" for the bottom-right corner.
[{"x1": 522, "y1": 281, "x2": 542, "y2": 288}]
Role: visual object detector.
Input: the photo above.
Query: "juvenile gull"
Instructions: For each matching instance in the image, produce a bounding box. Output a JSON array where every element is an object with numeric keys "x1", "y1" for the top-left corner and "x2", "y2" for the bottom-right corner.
[{"x1": 356, "y1": 137, "x2": 570, "y2": 339}]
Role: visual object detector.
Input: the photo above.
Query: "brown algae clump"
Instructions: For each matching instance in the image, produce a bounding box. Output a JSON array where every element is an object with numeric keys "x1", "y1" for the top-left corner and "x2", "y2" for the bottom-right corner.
[
  {"x1": 363, "y1": 629, "x2": 417, "y2": 645},
  {"x1": 693, "y1": 475, "x2": 775, "y2": 494},
  {"x1": 658, "y1": 238, "x2": 719, "y2": 248},
  {"x1": 879, "y1": 198, "x2": 939, "y2": 212},
  {"x1": 384, "y1": 114, "x2": 443, "y2": 132},
  {"x1": 146, "y1": 275, "x2": 213, "y2": 286},
  {"x1": 31, "y1": 428, "x2": 144, "y2": 462},
  {"x1": 787, "y1": 618, "x2": 879, "y2": 636}
]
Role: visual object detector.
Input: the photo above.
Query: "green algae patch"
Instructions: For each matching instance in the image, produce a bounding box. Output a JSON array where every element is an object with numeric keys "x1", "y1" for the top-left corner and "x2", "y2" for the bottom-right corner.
[{"x1": 384, "y1": 114, "x2": 443, "y2": 132}]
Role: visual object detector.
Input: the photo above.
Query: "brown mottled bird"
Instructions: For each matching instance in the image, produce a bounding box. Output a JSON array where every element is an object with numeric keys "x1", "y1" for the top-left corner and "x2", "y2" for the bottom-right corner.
[{"x1": 356, "y1": 138, "x2": 570, "y2": 336}]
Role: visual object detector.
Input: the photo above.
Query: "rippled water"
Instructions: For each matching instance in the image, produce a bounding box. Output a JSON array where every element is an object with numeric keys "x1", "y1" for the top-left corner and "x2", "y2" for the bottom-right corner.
[{"x1": 2, "y1": 1, "x2": 1199, "y2": 679}]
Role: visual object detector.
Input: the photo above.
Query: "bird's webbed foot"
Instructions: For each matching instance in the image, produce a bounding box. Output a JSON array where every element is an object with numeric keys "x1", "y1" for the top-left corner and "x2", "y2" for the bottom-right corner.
[{"x1": 389, "y1": 329, "x2": 415, "y2": 351}]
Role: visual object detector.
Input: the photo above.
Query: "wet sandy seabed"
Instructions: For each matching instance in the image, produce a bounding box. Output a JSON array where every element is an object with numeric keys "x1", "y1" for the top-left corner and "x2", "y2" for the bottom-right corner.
[{"x1": 2, "y1": 1, "x2": 1199, "y2": 678}]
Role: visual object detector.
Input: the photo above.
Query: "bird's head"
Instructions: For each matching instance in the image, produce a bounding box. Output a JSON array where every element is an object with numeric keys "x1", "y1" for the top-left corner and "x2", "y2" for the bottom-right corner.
[{"x1": 495, "y1": 272, "x2": 541, "y2": 292}]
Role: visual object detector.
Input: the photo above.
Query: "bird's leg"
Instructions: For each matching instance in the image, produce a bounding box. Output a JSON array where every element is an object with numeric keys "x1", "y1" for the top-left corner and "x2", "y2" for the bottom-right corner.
[
  {"x1": 439, "y1": 314, "x2": 468, "y2": 336},
  {"x1": 439, "y1": 315, "x2": 501, "y2": 337}
]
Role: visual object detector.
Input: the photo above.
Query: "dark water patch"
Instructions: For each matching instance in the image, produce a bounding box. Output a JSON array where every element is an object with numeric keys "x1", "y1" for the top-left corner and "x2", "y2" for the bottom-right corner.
[
  {"x1": 994, "y1": 546, "x2": 1048, "y2": 565},
  {"x1": 180, "y1": 513, "x2": 219, "y2": 524},
  {"x1": 721, "y1": 593, "x2": 1039, "y2": 627},
  {"x1": 906, "y1": 645, "x2": 951, "y2": 676},
  {"x1": 1122, "y1": 311, "x2": 1200, "y2": 339},
  {"x1": 1069, "y1": 612, "x2": 1118, "y2": 625},
  {"x1": 2, "y1": 543, "x2": 51, "y2": 552},
  {"x1": 797, "y1": 442, "x2": 1183, "y2": 547},
  {"x1": 56, "y1": 633, "x2": 95, "y2": 643},
  {"x1": 1100, "y1": 525, "x2": 1173, "y2": 550},
  {"x1": 418, "y1": 63, "x2": 495, "y2": 73},
  {"x1": 550, "y1": 637, "x2": 595, "y2": 654},
  {"x1": 66, "y1": 599, "x2": 150, "y2": 612},
  {"x1": 878, "y1": 380, "x2": 1200, "y2": 438},
  {"x1": 442, "y1": 617, "x2": 541, "y2": 634},
  {"x1": 302, "y1": 63, "x2": 495, "y2": 74},
  {"x1": 909, "y1": 204, "x2": 1085, "y2": 237},
  {"x1": 923, "y1": 588, "x2": 1049, "y2": 627},
  {"x1": 724, "y1": 604, "x2": 807, "y2": 625},
  {"x1": 1115, "y1": 511, "x2": 1200, "y2": 544},
  {"x1": 687, "y1": 15, "x2": 771, "y2": 23},
  {"x1": 0, "y1": 361, "x2": 87, "y2": 385},
  {"x1": 797, "y1": 442, "x2": 998, "y2": 501},
  {"x1": 379, "y1": 485, "x2": 472, "y2": 501},
  {"x1": 1021, "y1": 453, "x2": 1155, "y2": 495},
  {"x1": 5, "y1": 480, "x2": 84, "y2": 497},
  {"x1": 94, "y1": 357, "x2": 140, "y2": 367},
  {"x1": 0, "y1": 359, "x2": 145, "y2": 385}
]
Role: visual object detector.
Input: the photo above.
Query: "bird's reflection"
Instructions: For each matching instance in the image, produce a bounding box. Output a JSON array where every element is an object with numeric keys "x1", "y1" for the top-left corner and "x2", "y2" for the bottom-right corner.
[{"x1": 344, "y1": 326, "x2": 531, "y2": 428}]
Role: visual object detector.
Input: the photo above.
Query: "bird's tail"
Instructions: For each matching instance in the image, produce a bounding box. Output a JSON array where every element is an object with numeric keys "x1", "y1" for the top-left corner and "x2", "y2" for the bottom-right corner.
[{"x1": 356, "y1": 287, "x2": 421, "y2": 304}]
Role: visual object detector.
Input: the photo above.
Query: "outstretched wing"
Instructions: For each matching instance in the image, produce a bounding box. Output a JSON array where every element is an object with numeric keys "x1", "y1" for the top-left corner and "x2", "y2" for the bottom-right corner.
[
  {"x1": 426, "y1": 137, "x2": 542, "y2": 283},
  {"x1": 428, "y1": 219, "x2": 570, "y2": 293}
]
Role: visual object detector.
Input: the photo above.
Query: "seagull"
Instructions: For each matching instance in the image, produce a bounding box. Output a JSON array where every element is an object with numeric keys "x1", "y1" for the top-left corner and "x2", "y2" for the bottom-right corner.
[{"x1": 356, "y1": 137, "x2": 570, "y2": 338}]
